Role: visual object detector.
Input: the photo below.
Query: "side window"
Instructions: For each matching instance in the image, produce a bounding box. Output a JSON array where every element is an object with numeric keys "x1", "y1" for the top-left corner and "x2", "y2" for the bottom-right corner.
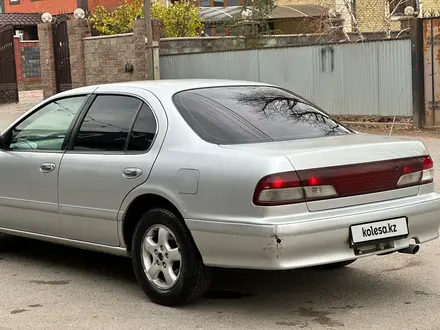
[
  {"x1": 127, "y1": 103, "x2": 157, "y2": 152},
  {"x1": 73, "y1": 95, "x2": 141, "y2": 152},
  {"x1": 9, "y1": 96, "x2": 86, "y2": 151}
]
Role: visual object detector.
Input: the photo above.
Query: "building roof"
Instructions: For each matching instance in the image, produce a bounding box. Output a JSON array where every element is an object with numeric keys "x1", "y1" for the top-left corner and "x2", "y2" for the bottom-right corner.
[
  {"x1": 200, "y1": 5, "x2": 327, "y2": 23},
  {"x1": 0, "y1": 13, "x2": 43, "y2": 26}
]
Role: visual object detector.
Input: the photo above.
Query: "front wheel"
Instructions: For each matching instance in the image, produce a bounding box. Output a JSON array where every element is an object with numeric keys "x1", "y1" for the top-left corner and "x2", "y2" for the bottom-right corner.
[
  {"x1": 131, "y1": 208, "x2": 211, "y2": 306},
  {"x1": 314, "y1": 259, "x2": 357, "y2": 270}
]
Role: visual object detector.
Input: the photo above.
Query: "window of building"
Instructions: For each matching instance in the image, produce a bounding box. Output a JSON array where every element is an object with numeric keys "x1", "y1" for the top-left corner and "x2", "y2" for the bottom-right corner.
[
  {"x1": 202, "y1": 0, "x2": 242, "y2": 7},
  {"x1": 215, "y1": 24, "x2": 227, "y2": 36}
]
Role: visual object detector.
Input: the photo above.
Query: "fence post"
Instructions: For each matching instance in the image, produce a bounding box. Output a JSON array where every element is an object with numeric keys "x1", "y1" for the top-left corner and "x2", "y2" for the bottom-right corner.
[
  {"x1": 38, "y1": 23, "x2": 57, "y2": 99},
  {"x1": 133, "y1": 19, "x2": 148, "y2": 81},
  {"x1": 151, "y1": 19, "x2": 160, "y2": 80},
  {"x1": 68, "y1": 19, "x2": 90, "y2": 89},
  {"x1": 411, "y1": 17, "x2": 425, "y2": 129}
]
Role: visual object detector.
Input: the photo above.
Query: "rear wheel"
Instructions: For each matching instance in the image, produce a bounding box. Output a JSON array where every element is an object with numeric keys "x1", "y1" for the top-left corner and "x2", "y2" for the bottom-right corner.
[
  {"x1": 0, "y1": 232, "x2": 6, "y2": 247},
  {"x1": 131, "y1": 208, "x2": 211, "y2": 306},
  {"x1": 314, "y1": 259, "x2": 357, "y2": 270}
]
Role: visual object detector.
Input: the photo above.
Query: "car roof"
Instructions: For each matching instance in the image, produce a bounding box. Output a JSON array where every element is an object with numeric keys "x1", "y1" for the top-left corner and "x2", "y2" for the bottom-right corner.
[
  {"x1": 102, "y1": 79, "x2": 272, "y2": 91},
  {"x1": 54, "y1": 79, "x2": 274, "y2": 99}
]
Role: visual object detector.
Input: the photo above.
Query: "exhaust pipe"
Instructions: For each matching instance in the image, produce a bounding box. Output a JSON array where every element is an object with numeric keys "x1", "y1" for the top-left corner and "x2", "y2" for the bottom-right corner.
[{"x1": 398, "y1": 244, "x2": 420, "y2": 255}]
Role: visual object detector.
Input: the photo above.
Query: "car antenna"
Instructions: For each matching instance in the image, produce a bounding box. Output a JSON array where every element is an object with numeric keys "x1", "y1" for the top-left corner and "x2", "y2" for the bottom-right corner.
[
  {"x1": 389, "y1": 115, "x2": 396, "y2": 138},
  {"x1": 389, "y1": 88, "x2": 403, "y2": 138}
]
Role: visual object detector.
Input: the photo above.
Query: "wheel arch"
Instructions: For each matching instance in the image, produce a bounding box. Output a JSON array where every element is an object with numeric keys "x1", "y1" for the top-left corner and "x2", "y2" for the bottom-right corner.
[{"x1": 120, "y1": 192, "x2": 188, "y2": 253}]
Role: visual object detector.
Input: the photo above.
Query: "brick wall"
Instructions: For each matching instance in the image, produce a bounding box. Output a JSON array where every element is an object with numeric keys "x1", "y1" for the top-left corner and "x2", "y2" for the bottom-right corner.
[
  {"x1": 13, "y1": 37, "x2": 42, "y2": 91},
  {"x1": 68, "y1": 18, "x2": 150, "y2": 88},
  {"x1": 423, "y1": 0, "x2": 440, "y2": 13},
  {"x1": 5, "y1": 0, "x2": 134, "y2": 15},
  {"x1": 38, "y1": 23, "x2": 57, "y2": 99},
  {"x1": 159, "y1": 30, "x2": 409, "y2": 55},
  {"x1": 5, "y1": 0, "x2": 77, "y2": 14},
  {"x1": 277, "y1": 0, "x2": 323, "y2": 5},
  {"x1": 287, "y1": 0, "x2": 440, "y2": 32},
  {"x1": 83, "y1": 34, "x2": 136, "y2": 85},
  {"x1": 88, "y1": 0, "x2": 122, "y2": 12}
]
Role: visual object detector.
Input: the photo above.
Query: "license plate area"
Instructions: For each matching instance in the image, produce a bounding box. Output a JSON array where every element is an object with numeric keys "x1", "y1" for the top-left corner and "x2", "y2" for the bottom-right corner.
[
  {"x1": 352, "y1": 241, "x2": 397, "y2": 256},
  {"x1": 350, "y1": 217, "x2": 409, "y2": 248}
]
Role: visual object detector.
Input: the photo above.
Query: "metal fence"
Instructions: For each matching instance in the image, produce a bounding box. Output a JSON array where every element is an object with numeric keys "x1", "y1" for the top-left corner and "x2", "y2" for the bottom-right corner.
[{"x1": 160, "y1": 39, "x2": 413, "y2": 117}]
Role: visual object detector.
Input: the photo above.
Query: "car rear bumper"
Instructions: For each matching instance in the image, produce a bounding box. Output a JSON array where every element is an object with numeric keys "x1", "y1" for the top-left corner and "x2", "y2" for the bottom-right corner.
[{"x1": 185, "y1": 192, "x2": 440, "y2": 270}]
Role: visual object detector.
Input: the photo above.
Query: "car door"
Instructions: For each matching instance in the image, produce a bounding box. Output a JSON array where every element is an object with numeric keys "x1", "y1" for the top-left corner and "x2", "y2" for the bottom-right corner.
[
  {"x1": 58, "y1": 87, "x2": 167, "y2": 246},
  {"x1": 0, "y1": 95, "x2": 88, "y2": 236}
]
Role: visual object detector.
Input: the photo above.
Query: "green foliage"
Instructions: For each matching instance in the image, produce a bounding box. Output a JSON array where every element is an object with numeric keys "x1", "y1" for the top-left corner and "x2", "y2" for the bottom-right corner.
[
  {"x1": 151, "y1": 0, "x2": 203, "y2": 37},
  {"x1": 89, "y1": 0, "x2": 203, "y2": 37},
  {"x1": 89, "y1": 0, "x2": 143, "y2": 35}
]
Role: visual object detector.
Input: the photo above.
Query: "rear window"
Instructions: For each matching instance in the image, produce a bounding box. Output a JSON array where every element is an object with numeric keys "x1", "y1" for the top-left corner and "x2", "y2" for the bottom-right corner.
[{"x1": 172, "y1": 86, "x2": 352, "y2": 145}]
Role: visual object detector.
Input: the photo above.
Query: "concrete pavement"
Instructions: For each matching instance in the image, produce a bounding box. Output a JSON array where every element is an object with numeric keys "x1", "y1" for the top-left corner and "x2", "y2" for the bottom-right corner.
[{"x1": 1, "y1": 95, "x2": 440, "y2": 330}]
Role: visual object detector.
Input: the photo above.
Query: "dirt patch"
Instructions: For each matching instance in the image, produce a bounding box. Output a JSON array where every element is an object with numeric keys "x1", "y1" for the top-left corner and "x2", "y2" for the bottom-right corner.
[{"x1": 346, "y1": 125, "x2": 440, "y2": 139}]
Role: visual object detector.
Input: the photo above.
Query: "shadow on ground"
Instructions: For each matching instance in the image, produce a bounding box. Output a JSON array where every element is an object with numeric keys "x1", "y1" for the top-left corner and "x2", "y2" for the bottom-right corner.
[{"x1": 0, "y1": 235, "x2": 421, "y2": 328}]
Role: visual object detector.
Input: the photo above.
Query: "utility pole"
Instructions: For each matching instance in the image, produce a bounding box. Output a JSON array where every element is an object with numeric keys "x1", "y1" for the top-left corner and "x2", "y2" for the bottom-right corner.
[{"x1": 144, "y1": 0, "x2": 152, "y2": 42}]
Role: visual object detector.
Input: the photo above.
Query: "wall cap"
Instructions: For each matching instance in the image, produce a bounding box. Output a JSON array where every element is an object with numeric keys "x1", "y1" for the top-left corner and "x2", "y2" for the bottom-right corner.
[{"x1": 84, "y1": 33, "x2": 134, "y2": 40}]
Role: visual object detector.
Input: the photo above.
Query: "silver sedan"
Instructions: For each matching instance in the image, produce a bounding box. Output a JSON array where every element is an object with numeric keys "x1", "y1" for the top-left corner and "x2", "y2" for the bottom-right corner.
[{"x1": 0, "y1": 80, "x2": 439, "y2": 306}]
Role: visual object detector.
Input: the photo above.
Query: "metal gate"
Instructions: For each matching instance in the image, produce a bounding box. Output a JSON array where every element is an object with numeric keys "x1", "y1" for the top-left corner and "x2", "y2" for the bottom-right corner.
[
  {"x1": 52, "y1": 16, "x2": 72, "y2": 93},
  {"x1": 423, "y1": 15, "x2": 440, "y2": 126},
  {"x1": 0, "y1": 25, "x2": 19, "y2": 104}
]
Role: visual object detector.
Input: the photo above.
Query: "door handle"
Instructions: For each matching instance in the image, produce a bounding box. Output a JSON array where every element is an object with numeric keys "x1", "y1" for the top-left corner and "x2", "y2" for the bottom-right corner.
[
  {"x1": 122, "y1": 168, "x2": 143, "y2": 179},
  {"x1": 40, "y1": 163, "x2": 56, "y2": 173}
]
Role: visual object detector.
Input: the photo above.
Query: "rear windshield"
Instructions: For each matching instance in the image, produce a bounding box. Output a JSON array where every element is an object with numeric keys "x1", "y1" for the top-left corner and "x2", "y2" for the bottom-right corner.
[{"x1": 172, "y1": 86, "x2": 352, "y2": 145}]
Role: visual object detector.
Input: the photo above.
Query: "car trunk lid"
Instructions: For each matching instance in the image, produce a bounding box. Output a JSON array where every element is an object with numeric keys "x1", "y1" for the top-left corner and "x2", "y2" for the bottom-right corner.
[{"x1": 221, "y1": 134, "x2": 430, "y2": 211}]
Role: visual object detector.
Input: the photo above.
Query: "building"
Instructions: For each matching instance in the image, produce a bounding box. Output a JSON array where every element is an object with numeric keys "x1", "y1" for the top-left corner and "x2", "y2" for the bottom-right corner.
[
  {"x1": 199, "y1": 5, "x2": 332, "y2": 36},
  {"x1": 0, "y1": 0, "x2": 124, "y2": 40},
  {"x1": 2, "y1": 0, "x2": 120, "y2": 15},
  {"x1": 0, "y1": 12, "x2": 40, "y2": 39},
  {"x1": 281, "y1": 0, "x2": 440, "y2": 33},
  {"x1": 5, "y1": 0, "x2": 77, "y2": 15},
  {"x1": 353, "y1": 0, "x2": 440, "y2": 32}
]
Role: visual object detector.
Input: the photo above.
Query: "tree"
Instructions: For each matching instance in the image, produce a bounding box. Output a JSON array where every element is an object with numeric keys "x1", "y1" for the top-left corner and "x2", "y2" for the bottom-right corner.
[
  {"x1": 151, "y1": 0, "x2": 203, "y2": 38},
  {"x1": 89, "y1": 0, "x2": 203, "y2": 38},
  {"x1": 224, "y1": 0, "x2": 277, "y2": 47}
]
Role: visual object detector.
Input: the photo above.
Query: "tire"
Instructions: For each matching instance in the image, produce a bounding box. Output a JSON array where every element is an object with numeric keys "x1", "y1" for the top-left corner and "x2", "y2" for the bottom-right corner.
[
  {"x1": 0, "y1": 232, "x2": 7, "y2": 248},
  {"x1": 131, "y1": 208, "x2": 211, "y2": 306},
  {"x1": 314, "y1": 259, "x2": 357, "y2": 270}
]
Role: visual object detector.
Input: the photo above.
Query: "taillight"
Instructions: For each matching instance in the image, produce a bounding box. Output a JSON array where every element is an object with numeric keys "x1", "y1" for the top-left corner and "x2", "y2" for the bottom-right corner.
[
  {"x1": 422, "y1": 156, "x2": 434, "y2": 183},
  {"x1": 397, "y1": 156, "x2": 434, "y2": 186},
  {"x1": 254, "y1": 156, "x2": 434, "y2": 206},
  {"x1": 253, "y1": 171, "x2": 337, "y2": 206},
  {"x1": 253, "y1": 171, "x2": 304, "y2": 206}
]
